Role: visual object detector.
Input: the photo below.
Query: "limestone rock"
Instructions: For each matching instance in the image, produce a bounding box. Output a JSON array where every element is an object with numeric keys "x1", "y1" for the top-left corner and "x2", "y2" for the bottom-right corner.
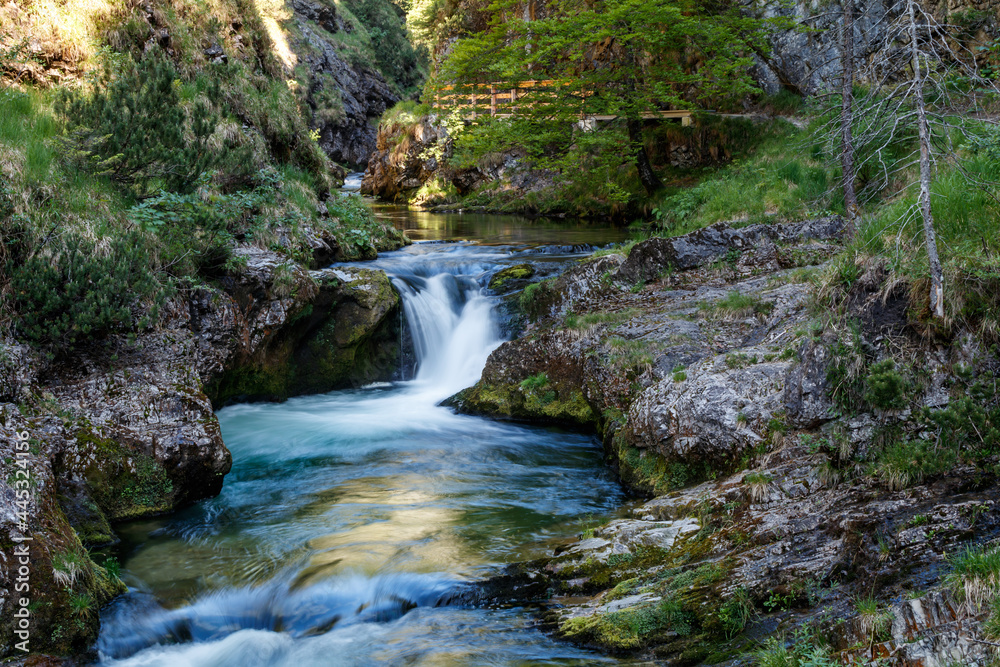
[{"x1": 616, "y1": 216, "x2": 845, "y2": 284}]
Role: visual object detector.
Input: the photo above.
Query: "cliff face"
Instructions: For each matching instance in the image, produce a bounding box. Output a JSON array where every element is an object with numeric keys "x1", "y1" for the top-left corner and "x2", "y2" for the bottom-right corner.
[
  {"x1": 756, "y1": 0, "x2": 1000, "y2": 94},
  {"x1": 290, "y1": 0, "x2": 400, "y2": 168},
  {"x1": 454, "y1": 218, "x2": 1000, "y2": 664},
  {"x1": 0, "y1": 244, "x2": 404, "y2": 658}
]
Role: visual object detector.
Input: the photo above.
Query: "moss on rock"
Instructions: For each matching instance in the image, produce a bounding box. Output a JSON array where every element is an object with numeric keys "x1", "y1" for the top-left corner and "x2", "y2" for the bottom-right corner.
[
  {"x1": 61, "y1": 423, "x2": 175, "y2": 539},
  {"x1": 610, "y1": 430, "x2": 714, "y2": 497},
  {"x1": 206, "y1": 268, "x2": 402, "y2": 404},
  {"x1": 489, "y1": 263, "x2": 536, "y2": 291},
  {"x1": 452, "y1": 376, "x2": 598, "y2": 429}
]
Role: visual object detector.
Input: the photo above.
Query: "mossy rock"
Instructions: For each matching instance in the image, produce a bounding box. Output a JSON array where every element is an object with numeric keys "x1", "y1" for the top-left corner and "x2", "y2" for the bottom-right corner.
[
  {"x1": 62, "y1": 424, "x2": 175, "y2": 535},
  {"x1": 489, "y1": 263, "x2": 535, "y2": 291},
  {"x1": 451, "y1": 378, "x2": 597, "y2": 429},
  {"x1": 206, "y1": 268, "x2": 403, "y2": 404},
  {"x1": 610, "y1": 430, "x2": 714, "y2": 497}
]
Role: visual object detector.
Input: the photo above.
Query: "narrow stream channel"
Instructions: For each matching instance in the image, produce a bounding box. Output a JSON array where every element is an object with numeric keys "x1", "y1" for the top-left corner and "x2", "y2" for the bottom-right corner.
[{"x1": 96, "y1": 197, "x2": 634, "y2": 665}]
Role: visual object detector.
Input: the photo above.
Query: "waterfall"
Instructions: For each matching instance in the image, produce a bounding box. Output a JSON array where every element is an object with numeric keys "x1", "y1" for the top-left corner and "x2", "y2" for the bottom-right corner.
[
  {"x1": 94, "y1": 240, "x2": 626, "y2": 667},
  {"x1": 380, "y1": 245, "x2": 505, "y2": 401}
]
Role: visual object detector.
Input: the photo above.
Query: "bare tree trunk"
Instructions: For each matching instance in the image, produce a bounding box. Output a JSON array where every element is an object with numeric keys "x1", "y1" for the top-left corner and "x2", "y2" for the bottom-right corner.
[
  {"x1": 908, "y1": 0, "x2": 945, "y2": 319},
  {"x1": 840, "y1": 0, "x2": 859, "y2": 235},
  {"x1": 629, "y1": 119, "x2": 663, "y2": 196}
]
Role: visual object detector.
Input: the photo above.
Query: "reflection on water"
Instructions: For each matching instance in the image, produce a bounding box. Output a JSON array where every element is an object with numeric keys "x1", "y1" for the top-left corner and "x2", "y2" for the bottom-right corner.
[
  {"x1": 372, "y1": 202, "x2": 629, "y2": 245},
  {"x1": 98, "y1": 221, "x2": 630, "y2": 666}
]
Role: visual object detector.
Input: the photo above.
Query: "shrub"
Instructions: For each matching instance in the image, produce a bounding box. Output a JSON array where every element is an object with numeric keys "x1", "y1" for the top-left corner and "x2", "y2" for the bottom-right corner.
[
  {"x1": 520, "y1": 373, "x2": 549, "y2": 391},
  {"x1": 55, "y1": 51, "x2": 233, "y2": 197},
  {"x1": 129, "y1": 169, "x2": 279, "y2": 277},
  {"x1": 874, "y1": 438, "x2": 957, "y2": 491},
  {"x1": 9, "y1": 232, "x2": 166, "y2": 350},
  {"x1": 945, "y1": 545, "x2": 1000, "y2": 612},
  {"x1": 700, "y1": 291, "x2": 774, "y2": 320},
  {"x1": 863, "y1": 360, "x2": 909, "y2": 411}
]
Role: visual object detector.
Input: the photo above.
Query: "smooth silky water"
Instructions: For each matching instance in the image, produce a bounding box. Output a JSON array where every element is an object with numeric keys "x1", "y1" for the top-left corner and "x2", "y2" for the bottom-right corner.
[{"x1": 97, "y1": 198, "x2": 633, "y2": 666}]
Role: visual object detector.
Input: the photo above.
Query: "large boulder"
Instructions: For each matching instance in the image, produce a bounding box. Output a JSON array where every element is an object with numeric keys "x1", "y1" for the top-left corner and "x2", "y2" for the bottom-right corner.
[
  {"x1": 616, "y1": 216, "x2": 846, "y2": 285},
  {"x1": 623, "y1": 356, "x2": 793, "y2": 467}
]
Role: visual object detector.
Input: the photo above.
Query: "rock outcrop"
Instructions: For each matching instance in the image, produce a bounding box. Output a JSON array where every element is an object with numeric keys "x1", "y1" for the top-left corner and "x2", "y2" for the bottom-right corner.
[
  {"x1": 290, "y1": 0, "x2": 399, "y2": 168},
  {"x1": 456, "y1": 217, "x2": 1000, "y2": 665},
  {"x1": 0, "y1": 245, "x2": 403, "y2": 658},
  {"x1": 361, "y1": 114, "x2": 556, "y2": 206},
  {"x1": 755, "y1": 0, "x2": 1000, "y2": 94}
]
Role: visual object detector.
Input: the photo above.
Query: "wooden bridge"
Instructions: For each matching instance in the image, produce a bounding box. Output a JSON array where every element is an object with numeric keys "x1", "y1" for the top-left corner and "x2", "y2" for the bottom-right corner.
[{"x1": 432, "y1": 80, "x2": 693, "y2": 126}]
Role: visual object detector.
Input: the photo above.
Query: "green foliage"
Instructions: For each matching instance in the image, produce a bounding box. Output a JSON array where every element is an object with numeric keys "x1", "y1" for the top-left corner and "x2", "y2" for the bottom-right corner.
[
  {"x1": 650, "y1": 123, "x2": 835, "y2": 230},
  {"x1": 519, "y1": 373, "x2": 550, "y2": 391},
  {"x1": 855, "y1": 597, "x2": 893, "y2": 643},
  {"x1": 700, "y1": 291, "x2": 774, "y2": 320},
  {"x1": 607, "y1": 336, "x2": 654, "y2": 371},
  {"x1": 129, "y1": 169, "x2": 279, "y2": 277},
  {"x1": 9, "y1": 232, "x2": 166, "y2": 350},
  {"x1": 825, "y1": 325, "x2": 868, "y2": 415},
  {"x1": 863, "y1": 369, "x2": 999, "y2": 490},
  {"x1": 55, "y1": 51, "x2": 237, "y2": 198},
  {"x1": 754, "y1": 637, "x2": 835, "y2": 667},
  {"x1": 863, "y1": 360, "x2": 909, "y2": 411},
  {"x1": 945, "y1": 544, "x2": 1000, "y2": 610},
  {"x1": 342, "y1": 0, "x2": 427, "y2": 95},
  {"x1": 564, "y1": 308, "x2": 640, "y2": 330},
  {"x1": 69, "y1": 592, "x2": 95, "y2": 620},
  {"x1": 434, "y1": 0, "x2": 786, "y2": 208},
  {"x1": 325, "y1": 193, "x2": 408, "y2": 257},
  {"x1": 718, "y1": 587, "x2": 755, "y2": 638}
]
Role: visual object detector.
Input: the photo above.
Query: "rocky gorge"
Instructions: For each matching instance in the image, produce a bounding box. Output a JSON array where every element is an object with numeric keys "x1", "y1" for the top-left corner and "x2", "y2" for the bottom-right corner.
[{"x1": 0, "y1": 229, "x2": 408, "y2": 657}]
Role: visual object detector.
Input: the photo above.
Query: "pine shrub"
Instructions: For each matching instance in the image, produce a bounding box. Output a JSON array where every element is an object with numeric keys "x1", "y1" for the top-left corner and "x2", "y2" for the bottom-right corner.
[
  {"x1": 54, "y1": 51, "x2": 221, "y2": 198},
  {"x1": 9, "y1": 232, "x2": 166, "y2": 349}
]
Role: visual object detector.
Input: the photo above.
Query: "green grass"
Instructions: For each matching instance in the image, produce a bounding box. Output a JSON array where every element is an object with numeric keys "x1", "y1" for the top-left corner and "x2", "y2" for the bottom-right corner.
[
  {"x1": 945, "y1": 545, "x2": 1000, "y2": 612},
  {"x1": 699, "y1": 291, "x2": 774, "y2": 321},
  {"x1": 754, "y1": 636, "x2": 836, "y2": 667},
  {"x1": 606, "y1": 336, "x2": 654, "y2": 370},
  {"x1": 650, "y1": 123, "x2": 837, "y2": 234},
  {"x1": 564, "y1": 308, "x2": 640, "y2": 330}
]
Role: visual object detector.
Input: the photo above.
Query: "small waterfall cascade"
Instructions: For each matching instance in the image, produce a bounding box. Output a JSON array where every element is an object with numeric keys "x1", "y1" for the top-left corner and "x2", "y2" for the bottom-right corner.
[
  {"x1": 373, "y1": 243, "x2": 507, "y2": 400},
  {"x1": 94, "y1": 241, "x2": 626, "y2": 667}
]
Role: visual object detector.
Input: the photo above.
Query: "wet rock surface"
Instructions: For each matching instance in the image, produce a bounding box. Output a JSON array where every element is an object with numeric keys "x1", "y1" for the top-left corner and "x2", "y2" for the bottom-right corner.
[{"x1": 457, "y1": 218, "x2": 1000, "y2": 665}]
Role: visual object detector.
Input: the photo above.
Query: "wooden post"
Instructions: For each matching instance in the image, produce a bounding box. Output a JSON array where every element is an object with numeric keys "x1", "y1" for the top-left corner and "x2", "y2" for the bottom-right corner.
[
  {"x1": 471, "y1": 86, "x2": 477, "y2": 120},
  {"x1": 682, "y1": 114, "x2": 691, "y2": 127},
  {"x1": 511, "y1": 86, "x2": 518, "y2": 115},
  {"x1": 491, "y1": 85, "x2": 497, "y2": 116}
]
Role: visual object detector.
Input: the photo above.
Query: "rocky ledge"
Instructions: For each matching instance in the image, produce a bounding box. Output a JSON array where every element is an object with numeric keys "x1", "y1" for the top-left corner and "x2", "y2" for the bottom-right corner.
[
  {"x1": 361, "y1": 115, "x2": 556, "y2": 207},
  {"x1": 0, "y1": 241, "x2": 405, "y2": 657},
  {"x1": 456, "y1": 216, "x2": 1000, "y2": 665}
]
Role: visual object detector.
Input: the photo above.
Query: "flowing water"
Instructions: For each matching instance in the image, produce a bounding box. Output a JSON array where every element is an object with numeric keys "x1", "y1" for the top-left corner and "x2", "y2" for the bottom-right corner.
[{"x1": 96, "y1": 201, "x2": 632, "y2": 666}]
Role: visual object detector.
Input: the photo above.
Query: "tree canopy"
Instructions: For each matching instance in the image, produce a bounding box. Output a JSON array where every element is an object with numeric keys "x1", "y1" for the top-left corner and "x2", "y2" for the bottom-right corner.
[{"x1": 431, "y1": 0, "x2": 780, "y2": 197}]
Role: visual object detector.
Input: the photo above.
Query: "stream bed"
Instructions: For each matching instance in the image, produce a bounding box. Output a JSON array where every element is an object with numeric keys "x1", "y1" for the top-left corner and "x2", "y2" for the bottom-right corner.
[{"x1": 97, "y1": 202, "x2": 633, "y2": 666}]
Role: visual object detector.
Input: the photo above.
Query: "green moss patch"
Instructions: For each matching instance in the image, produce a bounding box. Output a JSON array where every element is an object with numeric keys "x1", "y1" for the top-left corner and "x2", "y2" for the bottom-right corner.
[
  {"x1": 454, "y1": 378, "x2": 598, "y2": 428},
  {"x1": 489, "y1": 263, "x2": 536, "y2": 291}
]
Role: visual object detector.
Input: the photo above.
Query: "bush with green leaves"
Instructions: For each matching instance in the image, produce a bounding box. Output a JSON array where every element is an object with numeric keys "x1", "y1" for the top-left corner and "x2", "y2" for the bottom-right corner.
[
  {"x1": 129, "y1": 169, "x2": 280, "y2": 277},
  {"x1": 342, "y1": 0, "x2": 426, "y2": 95},
  {"x1": 54, "y1": 51, "x2": 234, "y2": 198},
  {"x1": 9, "y1": 232, "x2": 166, "y2": 350}
]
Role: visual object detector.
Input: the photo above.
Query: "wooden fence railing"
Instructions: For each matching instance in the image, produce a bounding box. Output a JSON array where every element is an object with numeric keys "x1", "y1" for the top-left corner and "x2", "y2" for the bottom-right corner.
[{"x1": 431, "y1": 80, "x2": 692, "y2": 126}]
